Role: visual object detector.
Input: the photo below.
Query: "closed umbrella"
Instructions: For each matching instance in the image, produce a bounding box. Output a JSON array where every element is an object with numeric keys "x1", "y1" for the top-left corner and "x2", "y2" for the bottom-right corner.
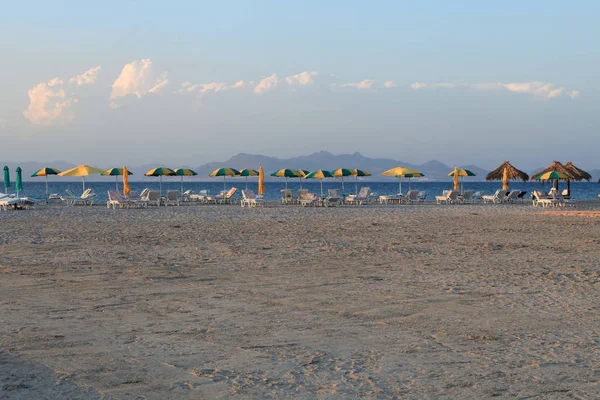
[
  {"x1": 448, "y1": 168, "x2": 476, "y2": 194},
  {"x1": 238, "y1": 169, "x2": 259, "y2": 190},
  {"x1": 271, "y1": 169, "x2": 299, "y2": 189},
  {"x1": 453, "y1": 167, "x2": 460, "y2": 191},
  {"x1": 31, "y1": 167, "x2": 61, "y2": 202},
  {"x1": 351, "y1": 169, "x2": 371, "y2": 195},
  {"x1": 258, "y1": 166, "x2": 265, "y2": 196},
  {"x1": 502, "y1": 168, "x2": 509, "y2": 191},
  {"x1": 332, "y1": 168, "x2": 353, "y2": 195},
  {"x1": 174, "y1": 168, "x2": 198, "y2": 194},
  {"x1": 123, "y1": 166, "x2": 130, "y2": 197},
  {"x1": 3, "y1": 166, "x2": 10, "y2": 194},
  {"x1": 102, "y1": 168, "x2": 133, "y2": 192},
  {"x1": 304, "y1": 169, "x2": 333, "y2": 197},
  {"x1": 15, "y1": 167, "x2": 23, "y2": 198},
  {"x1": 209, "y1": 167, "x2": 240, "y2": 194},
  {"x1": 59, "y1": 165, "x2": 105, "y2": 192},
  {"x1": 145, "y1": 167, "x2": 176, "y2": 196},
  {"x1": 486, "y1": 161, "x2": 529, "y2": 191}
]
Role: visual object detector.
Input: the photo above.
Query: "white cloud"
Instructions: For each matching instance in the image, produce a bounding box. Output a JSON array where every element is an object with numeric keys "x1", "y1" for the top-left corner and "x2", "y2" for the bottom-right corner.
[
  {"x1": 254, "y1": 73, "x2": 280, "y2": 95},
  {"x1": 285, "y1": 71, "x2": 318, "y2": 86},
  {"x1": 69, "y1": 66, "x2": 101, "y2": 86},
  {"x1": 384, "y1": 81, "x2": 397, "y2": 88},
  {"x1": 411, "y1": 81, "x2": 579, "y2": 100},
  {"x1": 179, "y1": 80, "x2": 249, "y2": 96},
  {"x1": 340, "y1": 79, "x2": 375, "y2": 89},
  {"x1": 23, "y1": 78, "x2": 76, "y2": 126},
  {"x1": 110, "y1": 59, "x2": 168, "y2": 107}
]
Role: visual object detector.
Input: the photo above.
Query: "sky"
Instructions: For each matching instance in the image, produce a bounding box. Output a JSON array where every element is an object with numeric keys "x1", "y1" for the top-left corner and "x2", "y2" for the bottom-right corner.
[{"x1": 1, "y1": 1, "x2": 599, "y2": 170}]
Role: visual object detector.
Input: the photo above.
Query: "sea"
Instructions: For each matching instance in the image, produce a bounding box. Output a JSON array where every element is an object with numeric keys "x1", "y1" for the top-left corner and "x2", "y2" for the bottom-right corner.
[{"x1": 10, "y1": 179, "x2": 600, "y2": 203}]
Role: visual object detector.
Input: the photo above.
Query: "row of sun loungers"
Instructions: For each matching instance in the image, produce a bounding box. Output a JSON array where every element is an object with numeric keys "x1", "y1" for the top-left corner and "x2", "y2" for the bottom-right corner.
[
  {"x1": 0, "y1": 193, "x2": 39, "y2": 210},
  {"x1": 531, "y1": 190, "x2": 574, "y2": 207}
]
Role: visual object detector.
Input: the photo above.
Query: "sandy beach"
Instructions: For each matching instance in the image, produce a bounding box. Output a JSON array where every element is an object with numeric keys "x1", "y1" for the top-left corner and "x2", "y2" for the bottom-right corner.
[{"x1": 1, "y1": 202, "x2": 600, "y2": 398}]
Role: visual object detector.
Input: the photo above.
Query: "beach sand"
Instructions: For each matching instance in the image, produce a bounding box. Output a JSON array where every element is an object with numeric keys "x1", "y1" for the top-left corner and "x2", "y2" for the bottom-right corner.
[{"x1": 1, "y1": 202, "x2": 600, "y2": 398}]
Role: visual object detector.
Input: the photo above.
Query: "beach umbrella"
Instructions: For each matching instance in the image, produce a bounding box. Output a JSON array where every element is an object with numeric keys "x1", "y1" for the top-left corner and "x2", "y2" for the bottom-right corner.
[
  {"x1": 102, "y1": 167, "x2": 133, "y2": 192},
  {"x1": 15, "y1": 167, "x2": 23, "y2": 198},
  {"x1": 351, "y1": 169, "x2": 371, "y2": 195},
  {"x1": 210, "y1": 167, "x2": 240, "y2": 193},
  {"x1": 292, "y1": 169, "x2": 309, "y2": 189},
  {"x1": 238, "y1": 169, "x2": 259, "y2": 190},
  {"x1": 59, "y1": 165, "x2": 105, "y2": 192},
  {"x1": 258, "y1": 166, "x2": 265, "y2": 196},
  {"x1": 31, "y1": 167, "x2": 61, "y2": 202},
  {"x1": 145, "y1": 167, "x2": 176, "y2": 195},
  {"x1": 174, "y1": 168, "x2": 198, "y2": 194},
  {"x1": 3, "y1": 166, "x2": 10, "y2": 194},
  {"x1": 332, "y1": 168, "x2": 353, "y2": 195},
  {"x1": 534, "y1": 171, "x2": 572, "y2": 181},
  {"x1": 448, "y1": 168, "x2": 476, "y2": 194},
  {"x1": 123, "y1": 166, "x2": 130, "y2": 197},
  {"x1": 380, "y1": 166, "x2": 424, "y2": 194},
  {"x1": 304, "y1": 169, "x2": 333, "y2": 197},
  {"x1": 563, "y1": 161, "x2": 592, "y2": 196},
  {"x1": 271, "y1": 168, "x2": 298, "y2": 189},
  {"x1": 486, "y1": 161, "x2": 529, "y2": 192}
]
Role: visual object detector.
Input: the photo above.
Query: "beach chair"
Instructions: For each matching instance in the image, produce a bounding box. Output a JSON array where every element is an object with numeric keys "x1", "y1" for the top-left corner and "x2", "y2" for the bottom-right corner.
[
  {"x1": 405, "y1": 190, "x2": 419, "y2": 204},
  {"x1": 144, "y1": 190, "x2": 161, "y2": 206},
  {"x1": 182, "y1": 189, "x2": 193, "y2": 202},
  {"x1": 516, "y1": 190, "x2": 528, "y2": 202},
  {"x1": 241, "y1": 190, "x2": 264, "y2": 207},
  {"x1": 482, "y1": 190, "x2": 508, "y2": 204},
  {"x1": 299, "y1": 192, "x2": 319, "y2": 207},
  {"x1": 68, "y1": 188, "x2": 95, "y2": 206},
  {"x1": 346, "y1": 187, "x2": 370, "y2": 205},
  {"x1": 551, "y1": 191, "x2": 575, "y2": 207},
  {"x1": 324, "y1": 189, "x2": 342, "y2": 207},
  {"x1": 417, "y1": 191, "x2": 427, "y2": 202},
  {"x1": 107, "y1": 190, "x2": 128, "y2": 209},
  {"x1": 0, "y1": 194, "x2": 20, "y2": 210},
  {"x1": 460, "y1": 190, "x2": 473, "y2": 203},
  {"x1": 472, "y1": 191, "x2": 484, "y2": 202},
  {"x1": 280, "y1": 189, "x2": 293, "y2": 204},
  {"x1": 126, "y1": 191, "x2": 147, "y2": 208},
  {"x1": 531, "y1": 191, "x2": 555, "y2": 207},
  {"x1": 435, "y1": 190, "x2": 458, "y2": 204},
  {"x1": 506, "y1": 190, "x2": 521, "y2": 203},
  {"x1": 164, "y1": 190, "x2": 180, "y2": 206}
]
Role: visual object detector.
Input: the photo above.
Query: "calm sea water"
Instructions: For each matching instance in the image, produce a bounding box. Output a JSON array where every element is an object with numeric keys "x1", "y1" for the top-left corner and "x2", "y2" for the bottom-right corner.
[{"x1": 10, "y1": 179, "x2": 600, "y2": 203}]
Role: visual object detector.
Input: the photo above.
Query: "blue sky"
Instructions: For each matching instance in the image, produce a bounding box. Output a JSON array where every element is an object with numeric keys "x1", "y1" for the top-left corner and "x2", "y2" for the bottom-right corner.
[{"x1": 1, "y1": 1, "x2": 599, "y2": 170}]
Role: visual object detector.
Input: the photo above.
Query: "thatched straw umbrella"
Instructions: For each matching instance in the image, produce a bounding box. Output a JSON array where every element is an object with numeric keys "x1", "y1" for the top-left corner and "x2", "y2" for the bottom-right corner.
[
  {"x1": 486, "y1": 161, "x2": 529, "y2": 191},
  {"x1": 563, "y1": 161, "x2": 591, "y2": 197},
  {"x1": 530, "y1": 161, "x2": 573, "y2": 189}
]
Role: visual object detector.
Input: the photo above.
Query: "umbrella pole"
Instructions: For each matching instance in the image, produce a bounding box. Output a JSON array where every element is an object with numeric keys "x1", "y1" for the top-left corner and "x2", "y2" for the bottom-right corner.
[
  {"x1": 355, "y1": 176, "x2": 358, "y2": 195},
  {"x1": 567, "y1": 180, "x2": 571, "y2": 197},
  {"x1": 160, "y1": 176, "x2": 162, "y2": 196},
  {"x1": 246, "y1": 176, "x2": 248, "y2": 191},
  {"x1": 320, "y1": 179, "x2": 323, "y2": 197},
  {"x1": 45, "y1": 175, "x2": 49, "y2": 203},
  {"x1": 341, "y1": 177, "x2": 344, "y2": 194},
  {"x1": 399, "y1": 179, "x2": 402, "y2": 195},
  {"x1": 181, "y1": 176, "x2": 184, "y2": 195},
  {"x1": 285, "y1": 177, "x2": 288, "y2": 189},
  {"x1": 408, "y1": 178, "x2": 411, "y2": 191},
  {"x1": 82, "y1": 177, "x2": 85, "y2": 192},
  {"x1": 224, "y1": 176, "x2": 226, "y2": 194},
  {"x1": 116, "y1": 176, "x2": 119, "y2": 192}
]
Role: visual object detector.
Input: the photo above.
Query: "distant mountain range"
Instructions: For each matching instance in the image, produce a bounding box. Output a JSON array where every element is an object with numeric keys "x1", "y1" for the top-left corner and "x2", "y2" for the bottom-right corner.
[{"x1": 2, "y1": 152, "x2": 599, "y2": 182}]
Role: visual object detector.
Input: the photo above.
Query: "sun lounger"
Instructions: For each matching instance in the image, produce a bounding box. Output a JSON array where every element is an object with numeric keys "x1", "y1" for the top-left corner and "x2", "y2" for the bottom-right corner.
[
  {"x1": 531, "y1": 190, "x2": 556, "y2": 207},
  {"x1": 107, "y1": 190, "x2": 129, "y2": 209},
  {"x1": 164, "y1": 190, "x2": 180, "y2": 206},
  {"x1": 0, "y1": 194, "x2": 20, "y2": 210},
  {"x1": 482, "y1": 190, "x2": 509, "y2": 204},
  {"x1": 143, "y1": 190, "x2": 161, "y2": 206},
  {"x1": 324, "y1": 189, "x2": 342, "y2": 207},
  {"x1": 417, "y1": 191, "x2": 427, "y2": 202},
  {"x1": 506, "y1": 190, "x2": 521, "y2": 203},
  {"x1": 65, "y1": 188, "x2": 96, "y2": 206},
  {"x1": 460, "y1": 190, "x2": 473, "y2": 203},
  {"x1": 280, "y1": 189, "x2": 293, "y2": 204},
  {"x1": 379, "y1": 194, "x2": 403, "y2": 204},
  {"x1": 472, "y1": 191, "x2": 484, "y2": 202},
  {"x1": 435, "y1": 190, "x2": 459, "y2": 204},
  {"x1": 215, "y1": 187, "x2": 237, "y2": 204},
  {"x1": 405, "y1": 190, "x2": 419, "y2": 204},
  {"x1": 241, "y1": 190, "x2": 264, "y2": 207},
  {"x1": 299, "y1": 192, "x2": 319, "y2": 206},
  {"x1": 346, "y1": 187, "x2": 370, "y2": 205}
]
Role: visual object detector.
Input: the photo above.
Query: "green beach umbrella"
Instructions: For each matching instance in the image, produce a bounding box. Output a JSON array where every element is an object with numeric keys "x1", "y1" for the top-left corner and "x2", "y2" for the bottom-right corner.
[
  {"x1": 3, "y1": 165, "x2": 10, "y2": 194},
  {"x1": 238, "y1": 169, "x2": 259, "y2": 190},
  {"x1": 351, "y1": 169, "x2": 371, "y2": 195},
  {"x1": 304, "y1": 169, "x2": 333, "y2": 197},
  {"x1": 448, "y1": 168, "x2": 477, "y2": 194},
  {"x1": 102, "y1": 167, "x2": 133, "y2": 192},
  {"x1": 332, "y1": 168, "x2": 353, "y2": 195},
  {"x1": 210, "y1": 167, "x2": 240, "y2": 193},
  {"x1": 31, "y1": 167, "x2": 62, "y2": 202},
  {"x1": 15, "y1": 167, "x2": 23, "y2": 198},
  {"x1": 174, "y1": 168, "x2": 198, "y2": 194},
  {"x1": 145, "y1": 167, "x2": 176, "y2": 195},
  {"x1": 271, "y1": 168, "x2": 300, "y2": 189}
]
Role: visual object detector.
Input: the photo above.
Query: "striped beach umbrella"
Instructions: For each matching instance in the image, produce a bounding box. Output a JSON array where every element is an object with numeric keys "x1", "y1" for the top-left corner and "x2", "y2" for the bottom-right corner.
[
  {"x1": 271, "y1": 168, "x2": 299, "y2": 189},
  {"x1": 175, "y1": 168, "x2": 198, "y2": 194},
  {"x1": 31, "y1": 167, "x2": 62, "y2": 201},
  {"x1": 534, "y1": 171, "x2": 572, "y2": 181},
  {"x1": 102, "y1": 167, "x2": 133, "y2": 192},
  {"x1": 210, "y1": 167, "x2": 240, "y2": 193},
  {"x1": 59, "y1": 165, "x2": 105, "y2": 192},
  {"x1": 448, "y1": 168, "x2": 476, "y2": 194},
  {"x1": 332, "y1": 168, "x2": 353, "y2": 195},
  {"x1": 304, "y1": 169, "x2": 333, "y2": 197},
  {"x1": 238, "y1": 169, "x2": 259, "y2": 190},
  {"x1": 351, "y1": 169, "x2": 371, "y2": 195},
  {"x1": 145, "y1": 167, "x2": 176, "y2": 195}
]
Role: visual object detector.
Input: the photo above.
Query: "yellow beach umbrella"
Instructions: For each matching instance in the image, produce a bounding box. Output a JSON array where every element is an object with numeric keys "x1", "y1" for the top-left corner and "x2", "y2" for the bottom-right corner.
[
  {"x1": 380, "y1": 166, "x2": 424, "y2": 194},
  {"x1": 59, "y1": 165, "x2": 105, "y2": 192},
  {"x1": 123, "y1": 166, "x2": 130, "y2": 197},
  {"x1": 145, "y1": 167, "x2": 176, "y2": 195},
  {"x1": 502, "y1": 167, "x2": 509, "y2": 191},
  {"x1": 258, "y1": 166, "x2": 265, "y2": 196}
]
